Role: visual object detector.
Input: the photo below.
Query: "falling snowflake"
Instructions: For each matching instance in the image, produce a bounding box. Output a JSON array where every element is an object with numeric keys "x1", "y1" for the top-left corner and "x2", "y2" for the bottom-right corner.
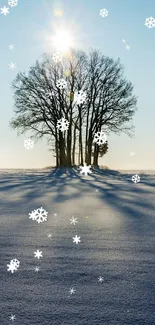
[
  {"x1": 8, "y1": 44, "x2": 15, "y2": 51},
  {"x1": 145, "y1": 17, "x2": 155, "y2": 29},
  {"x1": 69, "y1": 287, "x2": 76, "y2": 294},
  {"x1": 74, "y1": 90, "x2": 87, "y2": 105},
  {"x1": 70, "y1": 216, "x2": 78, "y2": 225},
  {"x1": 122, "y1": 39, "x2": 126, "y2": 43},
  {"x1": 1, "y1": 6, "x2": 9, "y2": 15},
  {"x1": 132, "y1": 174, "x2": 140, "y2": 183},
  {"x1": 34, "y1": 249, "x2": 43, "y2": 259},
  {"x1": 52, "y1": 52, "x2": 62, "y2": 63},
  {"x1": 47, "y1": 233, "x2": 52, "y2": 238},
  {"x1": 29, "y1": 207, "x2": 48, "y2": 224},
  {"x1": 9, "y1": 315, "x2": 16, "y2": 321},
  {"x1": 100, "y1": 8, "x2": 108, "y2": 18},
  {"x1": 56, "y1": 78, "x2": 67, "y2": 90},
  {"x1": 34, "y1": 266, "x2": 40, "y2": 272},
  {"x1": 7, "y1": 258, "x2": 20, "y2": 273},
  {"x1": 56, "y1": 117, "x2": 69, "y2": 132},
  {"x1": 98, "y1": 276, "x2": 104, "y2": 283},
  {"x1": 73, "y1": 235, "x2": 81, "y2": 244},
  {"x1": 130, "y1": 152, "x2": 135, "y2": 156},
  {"x1": 93, "y1": 131, "x2": 107, "y2": 146},
  {"x1": 8, "y1": 0, "x2": 18, "y2": 7},
  {"x1": 79, "y1": 162, "x2": 92, "y2": 176},
  {"x1": 9, "y1": 62, "x2": 16, "y2": 70},
  {"x1": 24, "y1": 138, "x2": 34, "y2": 149},
  {"x1": 125, "y1": 44, "x2": 131, "y2": 51}
]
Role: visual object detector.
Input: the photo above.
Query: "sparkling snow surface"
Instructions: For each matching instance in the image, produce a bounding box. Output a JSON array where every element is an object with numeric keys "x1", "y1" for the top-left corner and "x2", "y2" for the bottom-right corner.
[{"x1": 0, "y1": 168, "x2": 155, "y2": 324}]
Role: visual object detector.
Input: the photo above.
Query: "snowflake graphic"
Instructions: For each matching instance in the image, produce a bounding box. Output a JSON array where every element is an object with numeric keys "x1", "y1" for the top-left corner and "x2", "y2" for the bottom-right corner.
[
  {"x1": 34, "y1": 266, "x2": 40, "y2": 272},
  {"x1": 93, "y1": 131, "x2": 107, "y2": 146},
  {"x1": 56, "y1": 78, "x2": 67, "y2": 90},
  {"x1": 24, "y1": 138, "x2": 34, "y2": 149},
  {"x1": 145, "y1": 17, "x2": 155, "y2": 29},
  {"x1": 70, "y1": 217, "x2": 78, "y2": 225},
  {"x1": 8, "y1": 44, "x2": 15, "y2": 51},
  {"x1": 1, "y1": 6, "x2": 9, "y2": 15},
  {"x1": 125, "y1": 44, "x2": 131, "y2": 51},
  {"x1": 130, "y1": 152, "x2": 136, "y2": 156},
  {"x1": 8, "y1": 0, "x2": 18, "y2": 7},
  {"x1": 56, "y1": 117, "x2": 69, "y2": 132},
  {"x1": 98, "y1": 276, "x2": 104, "y2": 282},
  {"x1": 100, "y1": 8, "x2": 108, "y2": 18},
  {"x1": 69, "y1": 287, "x2": 76, "y2": 294},
  {"x1": 9, "y1": 315, "x2": 16, "y2": 321},
  {"x1": 79, "y1": 162, "x2": 92, "y2": 176},
  {"x1": 7, "y1": 258, "x2": 20, "y2": 273},
  {"x1": 73, "y1": 235, "x2": 81, "y2": 244},
  {"x1": 132, "y1": 174, "x2": 140, "y2": 183},
  {"x1": 74, "y1": 90, "x2": 87, "y2": 105},
  {"x1": 29, "y1": 207, "x2": 48, "y2": 224},
  {"x1": 9, "y1": 62, "x2": 16, "y2": 70},
  {"x1": 52, "y1": 52, "x2": 62, "y2": 63},
  {"x1": 34, "y1": 249, "x2": 43, "y2": 259}
]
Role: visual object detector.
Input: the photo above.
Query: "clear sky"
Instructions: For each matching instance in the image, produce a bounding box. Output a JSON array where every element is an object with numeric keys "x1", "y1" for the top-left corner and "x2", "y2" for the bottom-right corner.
[{"x1": 0, "y1": 0, "x2": 155, "y2": 170}]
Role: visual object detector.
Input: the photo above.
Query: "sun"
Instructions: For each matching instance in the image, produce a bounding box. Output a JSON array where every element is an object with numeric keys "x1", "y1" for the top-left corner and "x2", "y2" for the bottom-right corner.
[{"x1": 52, "y1": 29, "x2": 72, "y2": 52}]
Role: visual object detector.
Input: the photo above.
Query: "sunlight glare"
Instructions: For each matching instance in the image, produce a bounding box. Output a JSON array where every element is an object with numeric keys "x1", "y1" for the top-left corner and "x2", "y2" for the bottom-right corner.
[{"x1": 52, "y1": 30, "x2": 72, "y2": 52}]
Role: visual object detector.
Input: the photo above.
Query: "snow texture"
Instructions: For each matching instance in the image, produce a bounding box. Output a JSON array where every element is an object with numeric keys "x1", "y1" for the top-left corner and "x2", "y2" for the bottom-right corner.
[{"x1": 1, "y1": 168, "x2": 155, "y2": 324}]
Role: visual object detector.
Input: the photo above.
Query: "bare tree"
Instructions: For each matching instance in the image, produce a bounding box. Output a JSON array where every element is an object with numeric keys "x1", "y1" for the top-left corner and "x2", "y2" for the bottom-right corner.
[{"x1": 10, "y1": 49, "x2": 137, "y2": 167}]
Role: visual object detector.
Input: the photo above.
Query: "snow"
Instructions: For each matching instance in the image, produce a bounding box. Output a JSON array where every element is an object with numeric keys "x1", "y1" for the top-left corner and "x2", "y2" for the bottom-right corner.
[{"x1": 1, "y1": 167, "x2": 155, "y2": 324}]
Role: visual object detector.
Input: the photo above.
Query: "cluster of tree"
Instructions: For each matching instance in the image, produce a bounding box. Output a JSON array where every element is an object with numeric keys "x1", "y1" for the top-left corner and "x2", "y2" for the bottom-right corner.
[{"x1": 10, "y1": 49, "x2": 137, "y2": 167}]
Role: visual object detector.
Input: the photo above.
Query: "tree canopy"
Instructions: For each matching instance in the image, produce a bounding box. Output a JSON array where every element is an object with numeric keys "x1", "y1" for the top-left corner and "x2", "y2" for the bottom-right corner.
[{"x1": 10, "y1": 48, "x2": 138, "y2": 167}]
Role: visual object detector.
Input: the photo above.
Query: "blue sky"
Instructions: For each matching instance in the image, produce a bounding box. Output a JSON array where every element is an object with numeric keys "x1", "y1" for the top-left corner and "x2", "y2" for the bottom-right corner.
[{"x1": 0, "y1": 0, "x2": 155, "y2": 169}]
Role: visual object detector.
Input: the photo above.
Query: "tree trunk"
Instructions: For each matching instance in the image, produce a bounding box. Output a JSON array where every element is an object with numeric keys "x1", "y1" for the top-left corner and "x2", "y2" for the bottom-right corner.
[
  {"x1": 87, "y1": 138, "x2": 92, "y2": 165},
  {"x1": 93, "y1": 144, "x2": 99, "y2": 166},
  {"x1": 79, "y1": 107, "x2": 84, "y2": 165},
  {"x1": 72, "y1": 125, "x2": 77, "y2": 165},
  {"x1": 59, "y1": 132, "x2": 67, "y2": 166},
  {"x1": 55, "y1": 128, "x2": 59, "y2": 167}
]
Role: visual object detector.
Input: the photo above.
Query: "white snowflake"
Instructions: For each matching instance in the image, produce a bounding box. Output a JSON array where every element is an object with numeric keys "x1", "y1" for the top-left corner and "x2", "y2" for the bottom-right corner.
[
  {"x1": 69, "y1": 287, "x2": 76, "y2": 294},
  {"x1": 74, "y1": 90, "x2": 87, "y2": 105},
  {"x1": 34, "y1": 249, "x2": 43, "y2": 259},
  {"x1": 29, "y1": 207, "x2": 48, "y2": 224},
  {"x1": 125, "y1": 44, "x2": 131, "y2": 51},
  {"x1": 24, "y1": 138, "x2": 34, "y2": 149},
  {"x1": 122, "y1": 39, "x2": 126, "y2": 43},
  {"x1": 56, "y1": 117, "x2": 69, "y2": 132},
  {"x1": 70, "y1": 216, "x2": 78, "y2": 225},
  {"x1": 34, "y1": 266, "x2": 40, "y2": 272},
  {"x1": 73, "y1": 235, "x2": 81, "y2": 244},
  {"x1": 100, "y1": 8, "x2": 108, "y2": 18},
  {"x1": 8, "y1": 0, "x2": 18, "y2": 7},
  {"x1": 56, "y1": 78, "x2": 67, "y2": 90},
  {"x1": 9, "y1": 62, "x2": 16, "y2": 70},
  {"x1": 10, "y1": 258, "x2": 20, "y2": 268},
  {"x1": 7, "y1": 258, "x2": 20, "y2": 273},
  {"x1": 8, "y1": 44, "x2": 15, "y2": 51},
  {"x1": 47, "y1": 233, "x2": 52, "y2": 238},
  {"x1": 79, "y1": 162, "x2": 92, "y2": 176},
  {"x1": 1, "y1": 6, "x2": 9, "y2": 15},
  {"x1": 145, "y1": 17, "x2": 155, "y2": 29},
  {"x1": 132, "y1": 174, "x2": 140, "y2": 183},
  {"x1": 130, "y1": 152, "x2": 135, "y2": 156},
  {"x1": 52, "y1": 52, "x2": 62, "y2": 63},
  {"x1": 93, "y1": 131, "x2": 107, "y2": 146},
  {"x1": 29, "y1": 210, "x2": 37, "y2": 221},
  {"x1": 9, "y1": 315, "x2": 16, "y2": 321},
  {"x1": 98, "y1": 276, "x2": 104, "y2": 283}
]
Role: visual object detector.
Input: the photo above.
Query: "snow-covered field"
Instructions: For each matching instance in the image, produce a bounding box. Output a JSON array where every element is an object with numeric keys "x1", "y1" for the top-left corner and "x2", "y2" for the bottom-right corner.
[{"x1": 1, "y1": 168, "x2": 155, "y2": 325}]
